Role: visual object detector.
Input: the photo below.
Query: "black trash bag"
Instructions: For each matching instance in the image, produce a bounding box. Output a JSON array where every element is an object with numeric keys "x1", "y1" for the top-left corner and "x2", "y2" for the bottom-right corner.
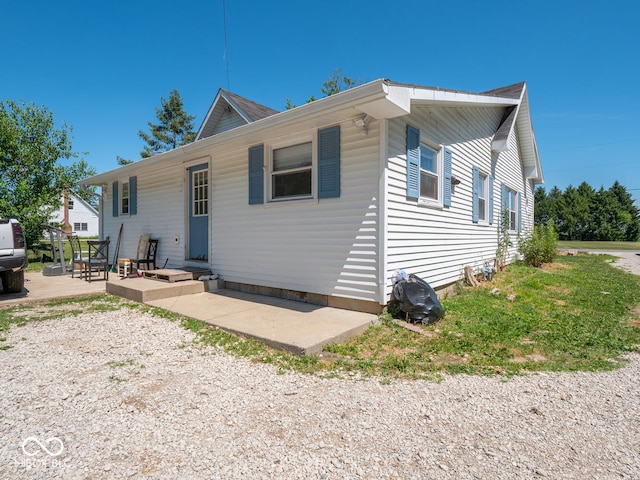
[{"x1": 391, "y1": 273, "x2": 445, "y2": 324}]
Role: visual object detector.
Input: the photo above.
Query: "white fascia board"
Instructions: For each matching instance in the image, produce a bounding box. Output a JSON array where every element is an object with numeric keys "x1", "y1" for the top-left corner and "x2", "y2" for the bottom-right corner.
[
  {"x1": 180, "y1": 80, "x2": 392, "y2": 152},
  {"x1": 492, "y1": 137, "x2": 510, "y2": 152},
  {"x1": 82, "y1": 80, "x2": 393, "y2": 186},
  {"x1": 409, "y1": 88, "x2": 519, "y2": 106},
  {"x1": 355, "y1": 84, "x2": 411, "y2": 118}
]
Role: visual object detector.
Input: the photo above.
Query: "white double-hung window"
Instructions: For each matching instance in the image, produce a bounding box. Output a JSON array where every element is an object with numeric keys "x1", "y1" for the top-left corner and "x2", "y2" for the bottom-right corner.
[
  {"x1": 248, "y1": 125, "x2": 340, "y2": 205},
  {"x1": 420, "y1": 142, "x2": 440, "y2": 202},
  {"x1": 121, "y1": 181, "x2": 129, "y2": 215},
  {"x1": 271, "y1": 141, "x2": 313, "y2": 200},
  {"x1": 472, "y1": 166, "x2": 494, "y2": 224},
  {"x1": 477, "y1": 173, "x2": 488, "y2": 222},
  {"x1": 507, "y1": 188, "x2": 518, "y2": 231},
  {"x1": 406, "y1": 125, "x2": 452, "y2": 208}
]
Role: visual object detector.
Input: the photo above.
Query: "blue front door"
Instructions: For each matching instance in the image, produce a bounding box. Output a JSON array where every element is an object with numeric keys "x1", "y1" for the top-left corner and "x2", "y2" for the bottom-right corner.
[{"x1": 189, "y1": 164, "x2": 209, "y2": 261}]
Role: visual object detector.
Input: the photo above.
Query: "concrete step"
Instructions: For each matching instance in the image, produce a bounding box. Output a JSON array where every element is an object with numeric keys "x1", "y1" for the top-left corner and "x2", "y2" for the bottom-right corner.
[{"x1": 107, "y1": 277, "x2": 205, "y2": 303}]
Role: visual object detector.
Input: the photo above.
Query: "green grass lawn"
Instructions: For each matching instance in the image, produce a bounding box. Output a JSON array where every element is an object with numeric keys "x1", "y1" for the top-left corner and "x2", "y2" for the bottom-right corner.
[
  {"x1": 321, "y1": 254, "x2": 640, "y2": 377},
  {"x1": 3, "y1": 253, "x2": 640, "y2": 378},
  {"x1": 558, "y1": 240, "x2": 640, "y2": 251},
  {"x1": 26, "y1": 238, "x2": 95, "y2": 272}
]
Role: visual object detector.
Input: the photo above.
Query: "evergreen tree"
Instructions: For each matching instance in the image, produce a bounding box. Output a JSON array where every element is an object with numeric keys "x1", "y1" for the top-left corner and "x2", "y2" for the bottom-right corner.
[
  {"x1": 609, "y1": 181, "x2": 640, "y2": 241},
  {"x1": 575, "y1": 182, "x2": 596, "y2": 239},
  {"x1": 534, "y1": 186, "x2": 553, "y2": 225},
  {"x1": 138, "y1": 89, "x2": 196, "y2": 158},
  {"x1": 535, "y1": 181, "x2": 640, "y2": 242}
]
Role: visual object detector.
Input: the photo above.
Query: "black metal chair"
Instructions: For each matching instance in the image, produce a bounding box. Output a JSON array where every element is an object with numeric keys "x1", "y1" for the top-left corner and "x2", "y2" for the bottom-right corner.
[
  {"x1": 68, "y1": 235, "x2": 87, "y2": 278},
  {"x1": 134, "y1": 239, "x2": 158, "y2": 272},
  {"x1": 81, "y1": 240, "x2": 110, "y2": 282}
]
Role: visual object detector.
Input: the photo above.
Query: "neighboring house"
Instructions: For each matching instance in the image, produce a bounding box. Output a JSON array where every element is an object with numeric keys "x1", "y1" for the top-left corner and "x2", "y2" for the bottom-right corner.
[
  {"x1": 50, "y1": 192, "x2": 100, "y2": 237},
  {"x1": 81, "y1": 80, "x2": 543, "y2": 313}
]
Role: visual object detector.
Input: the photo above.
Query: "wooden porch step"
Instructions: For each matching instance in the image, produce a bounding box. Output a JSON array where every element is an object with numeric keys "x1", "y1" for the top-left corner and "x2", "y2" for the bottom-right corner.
[{"x1": 141, "y1": 269, "x2": 194, "y2": 283}]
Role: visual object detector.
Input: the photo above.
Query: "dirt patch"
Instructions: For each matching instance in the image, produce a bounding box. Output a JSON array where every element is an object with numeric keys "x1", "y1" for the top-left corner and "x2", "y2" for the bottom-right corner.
[
  {"x1": 510, "y1": 352, "x2": 547, "y2": 363},
  {"x1": 541, "y1": 262, "x2": 573, "y2": 273},
  {"x1": 548, "y1": 285, "x2": 572, "y2": 295}
]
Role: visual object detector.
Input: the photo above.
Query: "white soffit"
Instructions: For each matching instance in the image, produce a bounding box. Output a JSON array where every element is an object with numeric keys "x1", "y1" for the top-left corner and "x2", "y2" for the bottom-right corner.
[{"x1": 355, "y1": 84, "x2": 411, "y2": 119}]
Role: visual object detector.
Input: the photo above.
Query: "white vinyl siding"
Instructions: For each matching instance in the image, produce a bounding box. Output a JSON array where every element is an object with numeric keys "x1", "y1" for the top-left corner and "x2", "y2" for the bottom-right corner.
[
  {"x1": 210, "y1": 120, "x2": 380, "y2": 302},
  {"x1": 386, "y1": 105, "x2": 527, "y2": 298},
  {"x1": 103, "y1": 119, "x2": 381, "y2": 303},
  {"x1": 97, "y1": 98, "x2": 535, "y2": 308},
  {"x1": 104, "y1": 166, "x2": 185, "y2": 266},
  {"x1": 212, "y1": 109, "x2": 247, "y2": 136}
]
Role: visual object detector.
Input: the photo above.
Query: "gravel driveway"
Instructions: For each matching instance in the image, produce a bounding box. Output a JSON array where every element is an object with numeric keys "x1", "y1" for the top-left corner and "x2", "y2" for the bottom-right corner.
[{"x1": 1, "y1": 252, "x2": 639, "y2": 479}]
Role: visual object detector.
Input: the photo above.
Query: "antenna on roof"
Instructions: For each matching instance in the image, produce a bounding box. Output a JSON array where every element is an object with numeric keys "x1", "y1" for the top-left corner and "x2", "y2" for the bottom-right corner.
[{"x1": 222, "y1": 0, "x2": 230, "y2": 90}]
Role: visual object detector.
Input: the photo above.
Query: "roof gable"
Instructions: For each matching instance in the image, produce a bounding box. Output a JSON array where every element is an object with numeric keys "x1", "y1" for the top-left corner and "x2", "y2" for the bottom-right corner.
[
  {"x1": 195, "y1": 89, "x2": 279, "y2": 140},
  {"x1": 68, "y1": 192, "x2": 99, "y2": 216}
]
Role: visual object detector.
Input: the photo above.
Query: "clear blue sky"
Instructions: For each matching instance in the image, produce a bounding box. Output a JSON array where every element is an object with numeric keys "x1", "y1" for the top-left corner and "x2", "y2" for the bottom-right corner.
[{"x1": 2, "y1": 0, "x2": 639, "y2": 199}]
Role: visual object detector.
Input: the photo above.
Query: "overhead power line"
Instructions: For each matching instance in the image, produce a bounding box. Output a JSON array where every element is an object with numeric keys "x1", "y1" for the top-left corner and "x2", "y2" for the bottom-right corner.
[{"x1": 222, "y1": 0, "x2": 230, "y2": 90}]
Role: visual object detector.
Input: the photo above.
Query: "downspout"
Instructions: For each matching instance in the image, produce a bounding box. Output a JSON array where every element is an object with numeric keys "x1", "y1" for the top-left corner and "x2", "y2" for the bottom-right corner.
[{"x1": 377, "y1": 118, "x2": 390, "y2": 307}]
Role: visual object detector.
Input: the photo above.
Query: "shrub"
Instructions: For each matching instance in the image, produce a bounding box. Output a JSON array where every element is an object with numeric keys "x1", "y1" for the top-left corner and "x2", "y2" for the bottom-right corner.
[{"x1": 518, "y1": 220, "x2": 558, "y2": 267}]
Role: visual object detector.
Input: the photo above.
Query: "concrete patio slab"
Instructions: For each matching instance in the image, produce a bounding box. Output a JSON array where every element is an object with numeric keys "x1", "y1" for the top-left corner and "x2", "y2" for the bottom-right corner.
[
  {"x1": 146, "y1": 290, "x2": 376, "y2": 355},
  {"x1": 106, "y1": 276, "x2": 204, "y2": 303},
  {"x1": 0, "y1": 271, "x2": 106, "y2": 305}
]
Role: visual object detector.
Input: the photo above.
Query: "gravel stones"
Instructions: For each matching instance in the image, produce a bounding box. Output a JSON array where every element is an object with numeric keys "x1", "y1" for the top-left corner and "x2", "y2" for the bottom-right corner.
[
  {"x1": 2, "y1": 278, "x2": 640, "y2": 478},
  {"x1": 2, "y1": 308, "x2": 639, "y2": 479}
]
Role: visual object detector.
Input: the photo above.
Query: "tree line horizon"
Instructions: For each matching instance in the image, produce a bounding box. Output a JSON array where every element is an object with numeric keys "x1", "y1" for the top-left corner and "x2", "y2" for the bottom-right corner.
[{"x1": 534, "y1": 181, "x2": 640, "y2": 242}]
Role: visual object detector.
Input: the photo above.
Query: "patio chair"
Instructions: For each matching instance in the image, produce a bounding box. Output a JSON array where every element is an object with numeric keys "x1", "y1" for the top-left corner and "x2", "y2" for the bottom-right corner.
[
  {"x1": 80, "y1": 239, "x2": 110, "y2": 282},
  {"x1": 134, "y1": 239, "x2": 158, "y2": 272},
  {"x1": 68, "y1": 235, "x2": 87, "y2": 278}
]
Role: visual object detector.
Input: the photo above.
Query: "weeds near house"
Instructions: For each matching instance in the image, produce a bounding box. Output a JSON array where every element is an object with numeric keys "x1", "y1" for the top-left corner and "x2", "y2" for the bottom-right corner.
[
  {"x1": 518, "y1": 220, "x2": 558, "y2": 267},
  {"x1": 496, "y1": 207, "x2": 513, "y2": 270}
]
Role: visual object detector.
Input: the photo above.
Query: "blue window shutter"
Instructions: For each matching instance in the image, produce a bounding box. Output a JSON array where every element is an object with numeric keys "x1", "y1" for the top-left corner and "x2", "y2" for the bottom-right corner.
[
  {"x1": 518, "y1": 193, "x2": 522, "y2": 233},
  {"x1": 129, "y1": 176, "x2": 137, "y2": 215},
  {"x1": 443, "y1": 148, "x2": 452, "y2": 207},
  {"x1": 406, "y1": 125, "x2": 420, "y2": 198},
  {"x1": 112, "y1": 181, "x2": 119, "y2": 217},
  {"x1": 488, "y1": 175, "x2": 495, "y2": 224},
  {"x1": 248, "y1": 145, "x2": 264, "y2": 204},
  {"x1": 472, "y1": 166, "x2": 479, "y2": 223},
  {"x1": 318, "y1": 125, "x2": 341, "y2": 198}
]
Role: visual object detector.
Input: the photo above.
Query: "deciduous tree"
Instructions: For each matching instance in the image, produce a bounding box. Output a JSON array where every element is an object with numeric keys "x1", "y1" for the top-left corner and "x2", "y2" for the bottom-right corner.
[{"x1": 0, "y1": 100, "x2": 96, "y2": 248}]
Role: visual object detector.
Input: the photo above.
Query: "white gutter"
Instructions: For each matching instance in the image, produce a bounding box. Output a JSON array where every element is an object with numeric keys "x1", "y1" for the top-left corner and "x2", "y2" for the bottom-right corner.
[{"x1": 82, "y1": 79, "x2": 396, "y2": 186}]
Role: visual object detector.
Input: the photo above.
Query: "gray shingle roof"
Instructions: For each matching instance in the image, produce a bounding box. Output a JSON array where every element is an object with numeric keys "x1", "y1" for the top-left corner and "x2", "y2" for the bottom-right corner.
[
  {"x1": 221, "y1": 89, "x2": 279, "y2": 122},
  {"x1": 481, "y1": 81, "x2": 526, "y2": 99}
]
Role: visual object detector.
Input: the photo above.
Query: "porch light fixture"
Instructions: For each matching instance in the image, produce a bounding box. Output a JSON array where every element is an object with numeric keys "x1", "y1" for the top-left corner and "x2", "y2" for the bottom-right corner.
[{"x1": 352, "y1": 114, "x2": 372, "y2": 135}]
